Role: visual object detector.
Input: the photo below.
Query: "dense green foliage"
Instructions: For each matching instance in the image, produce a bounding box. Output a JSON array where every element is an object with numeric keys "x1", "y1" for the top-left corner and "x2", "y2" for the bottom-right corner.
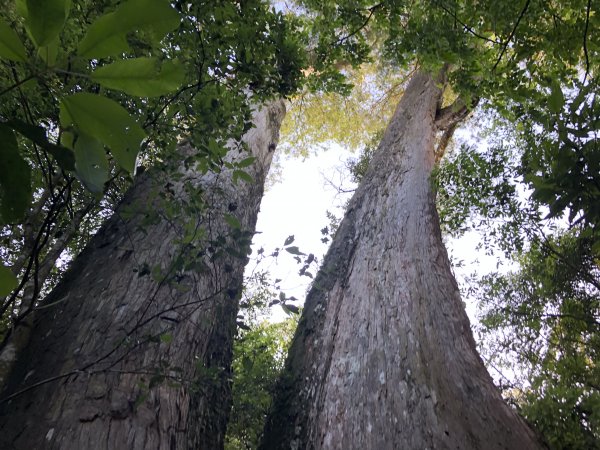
[
  {"x1": 226, "y1": 318, "x2": 297, "y2": 450},
  {"x1": 476, "y1": 233, "x2": 599, "y2": 449}
]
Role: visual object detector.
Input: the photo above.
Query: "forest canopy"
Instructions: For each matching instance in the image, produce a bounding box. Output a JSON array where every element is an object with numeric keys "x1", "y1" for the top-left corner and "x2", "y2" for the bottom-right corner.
[{"x1": 0, "y1": 0, "x2": 598, "y2": 449}]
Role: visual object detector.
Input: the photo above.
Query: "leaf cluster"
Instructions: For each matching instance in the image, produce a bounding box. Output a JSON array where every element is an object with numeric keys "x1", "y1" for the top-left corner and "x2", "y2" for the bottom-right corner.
[
  {"x1": 476, "y1": 232, "x2": 599, "y2": 449},
  {"x1": 226, "y1": 318, "x2": 297, "y2": 450}
]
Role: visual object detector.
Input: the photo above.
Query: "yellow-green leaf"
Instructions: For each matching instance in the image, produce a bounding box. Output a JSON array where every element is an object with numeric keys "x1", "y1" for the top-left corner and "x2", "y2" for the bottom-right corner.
[
  {"x1": 91, "y1": 58, "x2": 185, "y2": 97},
  {"x1": 60, "y1": 93, "x2": 146, "y2": 173},
  {"x1": 0, "y1": 19, "x2": 27, "y2": 61},
  {"x1": 0, "y1": 264, "x2": 18, "y2": 296}
]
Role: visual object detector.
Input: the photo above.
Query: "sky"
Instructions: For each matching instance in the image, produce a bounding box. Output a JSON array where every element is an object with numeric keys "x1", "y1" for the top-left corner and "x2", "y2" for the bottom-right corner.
[
  {"x1": 245, "y1": 140, "x2": 502, "y2": 325},
  {"x1": 245, "y1": 144, "x2": 352, "y2": 320}
]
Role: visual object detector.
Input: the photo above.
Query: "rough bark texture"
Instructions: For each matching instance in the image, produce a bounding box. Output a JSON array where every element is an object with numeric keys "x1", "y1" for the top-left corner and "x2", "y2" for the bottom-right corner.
[
  {"x1": 0, "y1": 101, "x2": 285, "y2": 450},
  {"x1": 0, "y1": 200, "x2": 95, "y2": 391},
  {"x1": 260, "y1": 73, "x2": 545, "y2": 450}
]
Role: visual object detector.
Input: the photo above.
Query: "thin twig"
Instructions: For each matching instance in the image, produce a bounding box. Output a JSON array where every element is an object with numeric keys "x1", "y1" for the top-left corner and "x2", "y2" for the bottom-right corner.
[
  {"x1": 0, "y1": 74, "x2": 36, "y2": 97},
  {"x1": 583, "y1": 0, "x2": 592, "y2": 83},
  {"x1": 435, "y1": 1, "x2": 503, "y2": 45},
  {"x1": 493, "y1": 0, "x2": 531, "y2": 71},
  {"x1": 335, "y1": 3, "x2": 383, "y2": 46}
]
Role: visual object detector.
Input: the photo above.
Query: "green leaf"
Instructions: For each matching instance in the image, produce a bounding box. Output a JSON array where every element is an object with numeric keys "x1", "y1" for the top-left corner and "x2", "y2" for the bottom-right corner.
[
  {"x1": 78, "y1": 0, "x2": 180, "y2": 58},
  {"x1": 37, "y1": 36, "x2": 59, "y2": 66},
  {"x1": 224, "y1": 213, "x2": 241, "y2": 229},
  {"x1": 548, "y1": 81, "x2": 565, "y2": 114},
  {"x1": 0, "y1": 124, "x2": 31, "y2": 223},
  {"x1": 78, "y1": 19, "x2": 129, "y2": 59},
  {"x1": 233, "y1": 170, "x2": 254, "y2": 184},
  {"x1": 0, "y1": 18, "x2": 28, "y2": 61},
  {"x1": 25, "y1": 0, "x2": 70, "y2": 47},
  {"x1": 159, "y1": 333, "x2": 173, "y2": 344},
  {"x1": 91, "y1": 58, "x2": 185, "y2": 97},
  {"x1": 60, "y1": 93, "x2": 146, "y2": 173},
  {"x1": 237, "y1": 156, "x2": 256, "y2": 168},
  {"x1": 0, "y1": 264, "x2": 18, "y2": 296},
  {"x1": 74, "y1": 133, "x2": 109, "y2": 194}
]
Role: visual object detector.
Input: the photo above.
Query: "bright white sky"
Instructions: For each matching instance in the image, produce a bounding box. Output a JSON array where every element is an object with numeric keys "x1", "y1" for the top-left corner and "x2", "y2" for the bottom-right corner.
[
  {"x1": 246, "y1": 145, "x2": 351, "y2": 319},
  {"x1": 246, "y1": 140, "x2": 500, "y2": 324}
]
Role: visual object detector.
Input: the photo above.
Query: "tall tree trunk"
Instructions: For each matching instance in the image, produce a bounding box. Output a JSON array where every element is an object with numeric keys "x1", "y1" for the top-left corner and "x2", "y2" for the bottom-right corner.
[
  {"x1": 0, "y1": 100, "x2": 285, "y2": 450},
  {"x1": 260, "y1": 73, "x2": 544, "y2": 449}
]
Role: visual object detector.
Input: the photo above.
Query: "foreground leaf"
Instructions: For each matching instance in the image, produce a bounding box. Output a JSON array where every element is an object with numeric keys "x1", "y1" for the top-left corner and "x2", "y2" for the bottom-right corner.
[
  {"x1": 91, "y1": 58, "x2": 185, "y2": 97},
  {"x1": 78, "y1": 0, "x2": 180, "y2": 58},
  {"x1": 25, "y1": 0, "x2": 70, "y2": 47},
  {"x1": 60, "y1": 93, "x2": 146, "y2": 173},
  {"x1": 4, "y1": 119, "x2": 75, "y2": 170},
  {"x1": 548, "y1": 81, "x2": 565, "y2": 114}
]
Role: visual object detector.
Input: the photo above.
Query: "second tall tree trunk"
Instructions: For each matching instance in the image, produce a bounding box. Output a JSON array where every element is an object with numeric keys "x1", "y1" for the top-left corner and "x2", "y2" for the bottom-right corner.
[
  {"x1": 0, "y1": 101, "x2": 285, "y2": 450},
  {"x1": 261, "y1": 73, "x2": 544, "y2": 449}
]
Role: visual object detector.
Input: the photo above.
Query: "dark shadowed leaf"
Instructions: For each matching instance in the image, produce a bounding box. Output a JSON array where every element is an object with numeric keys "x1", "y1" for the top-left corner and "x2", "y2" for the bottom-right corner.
[
  {"x1": 4, "y1": 119, "x2": 75, "y2": 170},
  {"x1": 0, "y1": 124, "x2": 31, "y2": 223},
  {"x1": 548, "y1": 82, "x2": 565, "y2": 114},
  {"x1": 285, "y1": 246, "x2": 305, "y2": 256}
]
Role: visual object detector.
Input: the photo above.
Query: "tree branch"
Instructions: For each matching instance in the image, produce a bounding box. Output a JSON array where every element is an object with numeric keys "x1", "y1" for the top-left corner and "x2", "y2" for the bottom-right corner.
[
  {"x1": 493, "y1": 0, "x2": 531, "y2": 71},
  {"x1": 435, "y1": 96, "x2": 477, "y2": 130},
  {"x1": 434, "y1": 1, "x2": 503, "y2": 45},
  {"x1": 335, "y1": 3, "x2": 383, "y2": 46},
  {"x1": 583, "y1": 0, "x2": 592, "y2": 83}
]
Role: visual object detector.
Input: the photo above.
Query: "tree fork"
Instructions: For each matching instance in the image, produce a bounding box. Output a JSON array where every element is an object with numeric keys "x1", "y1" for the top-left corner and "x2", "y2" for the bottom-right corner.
[{"x1": 260, "y1": 72, "x2": 545, "y2": 450}]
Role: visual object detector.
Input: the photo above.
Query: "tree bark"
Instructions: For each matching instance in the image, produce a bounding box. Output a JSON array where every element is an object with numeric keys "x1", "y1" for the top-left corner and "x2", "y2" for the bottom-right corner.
[
  {"x1": 260, "y1": 72, "x2": 544, "y2": 449},
  {"x1": 0, "y1": 100, "x2": 285, "y2": 450}
]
